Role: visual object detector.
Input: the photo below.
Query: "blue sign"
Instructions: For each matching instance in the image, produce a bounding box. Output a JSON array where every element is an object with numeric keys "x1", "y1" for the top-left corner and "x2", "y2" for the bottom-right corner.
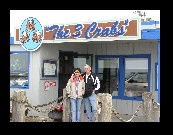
[{"x1": 19, "y1": 17, "x2": 44, "y2": 51}]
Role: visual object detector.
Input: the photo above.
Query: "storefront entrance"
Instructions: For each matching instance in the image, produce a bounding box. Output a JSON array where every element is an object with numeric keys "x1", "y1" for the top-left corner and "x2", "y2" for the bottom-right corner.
[
  {"x1": 97, "y1": 57, "x2": 119, "y2": 95},
  {"x1": 58, "y1": 51, "x2": 93, "y2": 100}
]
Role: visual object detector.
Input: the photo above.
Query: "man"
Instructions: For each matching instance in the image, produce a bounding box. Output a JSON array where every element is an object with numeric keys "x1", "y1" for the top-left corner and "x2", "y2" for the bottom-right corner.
[{"x1": 81, "y1": 64, "x2": 100, "y2": 122}]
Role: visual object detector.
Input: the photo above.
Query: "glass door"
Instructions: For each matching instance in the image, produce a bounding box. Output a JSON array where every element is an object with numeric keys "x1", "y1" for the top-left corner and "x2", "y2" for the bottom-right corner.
[
  {"x1": 58, "y1": 51, "x2": 75, "y2": 99},
  {"x1": 73, "y1": 54, "x2": 93, "y2": 74},
  {"x1": 58, "y1": 52, "x2": 93, "y2": 99},
  {"x1": 97, "y1": 58, "x2": 119, "y2": 96}
]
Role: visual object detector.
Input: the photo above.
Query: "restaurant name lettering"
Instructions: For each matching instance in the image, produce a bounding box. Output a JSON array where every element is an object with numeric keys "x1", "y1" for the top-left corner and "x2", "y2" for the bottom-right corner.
[{"x1": 46, "y1": 19, "x2": 130, "y2": 39}]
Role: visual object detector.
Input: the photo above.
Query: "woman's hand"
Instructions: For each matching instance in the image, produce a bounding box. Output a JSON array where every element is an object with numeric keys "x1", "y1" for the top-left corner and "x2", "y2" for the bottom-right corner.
[{"x1": 69, "y1": 74, "x2": 74, "y2": 82}]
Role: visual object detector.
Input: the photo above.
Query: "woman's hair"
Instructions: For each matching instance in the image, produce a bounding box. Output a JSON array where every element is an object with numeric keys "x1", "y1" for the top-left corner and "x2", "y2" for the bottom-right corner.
[{"x1": 73, "y1": 68, "x2": 81, "y2": 73}]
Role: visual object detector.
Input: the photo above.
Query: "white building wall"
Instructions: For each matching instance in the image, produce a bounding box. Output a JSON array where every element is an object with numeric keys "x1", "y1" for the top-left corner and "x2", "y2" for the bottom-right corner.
[
  {"x1": 85, "y1": 40, "x2": 158, "y2": 116},
  {"x1": 10, "y1": 39, "x2": 158, "y2": 117},
  {"x1": 36, "y1": 43, "x2": 88, "y2": 116},
  {"x1": 10, "y1": 45, "x2": 25, "y2": 97},
  {"x1": 10, "y1": 45, "x2": 41, "y2": 116}
]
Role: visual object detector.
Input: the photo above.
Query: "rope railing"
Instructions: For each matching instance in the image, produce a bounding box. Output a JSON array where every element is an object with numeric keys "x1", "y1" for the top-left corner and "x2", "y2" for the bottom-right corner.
[
  {"x1": 10, "y1": 91, "x2": 160, "y2": 122},
  {"x1": 10, "y1": 95, "x2": 68, "y2": 113}
]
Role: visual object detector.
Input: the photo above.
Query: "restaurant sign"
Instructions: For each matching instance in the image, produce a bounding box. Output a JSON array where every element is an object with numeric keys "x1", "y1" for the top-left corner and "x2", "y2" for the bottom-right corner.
[{"x1": 15, "y1": 17, "x2": 141, "y2": 45}]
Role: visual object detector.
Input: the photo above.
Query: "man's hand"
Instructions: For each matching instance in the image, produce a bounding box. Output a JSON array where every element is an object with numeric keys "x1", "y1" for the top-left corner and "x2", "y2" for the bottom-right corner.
[{"x1": 92, "y1": 89, "x2": 96, "y2": 94}]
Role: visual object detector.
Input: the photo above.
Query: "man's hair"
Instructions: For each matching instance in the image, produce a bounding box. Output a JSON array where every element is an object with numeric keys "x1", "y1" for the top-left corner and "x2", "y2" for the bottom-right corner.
[{"x1": 84, "y1": 64, "x2": 91, "y2": 68}]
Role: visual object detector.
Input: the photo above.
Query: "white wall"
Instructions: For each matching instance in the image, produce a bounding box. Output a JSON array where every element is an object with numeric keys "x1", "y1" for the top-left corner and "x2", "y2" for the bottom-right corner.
[
  {"x1": 10, "y1": 39, "x2": 158, "y2": 117},
  {"x1": 10, "y1": 45, "x2": 41, "y2": 116}
]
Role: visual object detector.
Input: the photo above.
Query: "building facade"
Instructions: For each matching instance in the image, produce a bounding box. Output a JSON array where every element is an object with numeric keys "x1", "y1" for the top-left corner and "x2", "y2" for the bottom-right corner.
[{"x1": 10, "y1": 18, "x2": 160, "y2": 117}]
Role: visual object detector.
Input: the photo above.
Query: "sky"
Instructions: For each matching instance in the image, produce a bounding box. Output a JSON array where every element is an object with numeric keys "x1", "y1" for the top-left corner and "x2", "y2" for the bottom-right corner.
[{"x1": 10, "y1": 10, "x2": 160, "y2": 37}]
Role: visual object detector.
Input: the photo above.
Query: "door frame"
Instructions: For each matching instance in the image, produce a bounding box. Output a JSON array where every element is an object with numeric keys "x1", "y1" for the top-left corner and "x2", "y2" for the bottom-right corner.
[
  {"x1": 73, "y1": 53, "x2": 93, "y2": 70},
  {"x1": 58, "y1": 50, "x2": 93, "y2": 99}
]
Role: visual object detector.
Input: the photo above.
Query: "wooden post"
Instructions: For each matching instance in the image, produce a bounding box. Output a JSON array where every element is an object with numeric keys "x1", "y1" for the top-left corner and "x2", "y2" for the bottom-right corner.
[
  {"x1": 62, "y1": 88, "x2": 71, "y2": 122},
  {"x1": 12, "y1": 90, "x2": 27, "y2": 122},
  {"x1": 96, "y1": 93, "x2": 112, "y2": 122},
  {"x1": 142, "y1": 92, "x2": 160, "y2": 122}
]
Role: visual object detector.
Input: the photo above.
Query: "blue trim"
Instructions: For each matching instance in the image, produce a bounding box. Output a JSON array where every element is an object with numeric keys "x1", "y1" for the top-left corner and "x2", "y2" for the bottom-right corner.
[
  {"x1": 10, "y1": 51, "x2": 28, "y2": 53},
  {"x1": 158, "y1": 41, "x2": 160, "y2": 103},
  {"x1": 10, "y1": 51, "x2": 30, "y2": 89},
  {"x1": 155, "y1": 62, "x2": 158, "y2": 91},
  {"x1": 59, "y1": 50, "x2": 74, "y2": 53},
  {"x1": 95, "y1": 54, "x2": 151, "y2": 101},
  {"x1": 10, "y1": 70, "x2": 28, "y2": 72},
  {"x1": 96, "y1": 54, "x2": 150, "y2": 58},
  {"x1": 10, "y1": 37, "x2": 14, "y2": 45},
  {"x1": 141, "y1": 21, "x2": 159, "y2": 25},
  {"x1": 141, "y1": 30, "x2": 160, "y2": 40},
  {"x1": 142, "y1": 28, "x2": 160, "y2": 32},
  {"x1": 119, "y1": 56, "x2": 124, "y2": 98},
  {"x1": 113, "y1": 96, "x2": 143, "y2": 101}
]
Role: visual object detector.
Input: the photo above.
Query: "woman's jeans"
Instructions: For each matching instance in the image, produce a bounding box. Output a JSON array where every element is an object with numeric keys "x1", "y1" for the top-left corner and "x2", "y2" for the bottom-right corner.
[
  {"x1": 70, "y1": 98, "x2": 82, "y2": 122},
  {"x1": 83, "y1": 93, "x2": 97, "y2": 122}
]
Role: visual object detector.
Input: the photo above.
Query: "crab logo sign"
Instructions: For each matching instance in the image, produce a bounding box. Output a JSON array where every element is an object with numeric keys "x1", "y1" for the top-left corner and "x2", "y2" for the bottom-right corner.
[
  {"x1": 44, "y1": 81, "x2": 50, "y2": 91},
  {"x1": 50, "y1": 82, "x2": 56, "y2": 86},
  {"x1": 19, "y1": 17, "x2": 44, "y2": 51}
]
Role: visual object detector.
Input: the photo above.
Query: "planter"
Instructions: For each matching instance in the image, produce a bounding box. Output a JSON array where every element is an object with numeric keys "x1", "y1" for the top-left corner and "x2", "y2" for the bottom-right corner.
[{"x1": 48, "y1": 110, "x2": 63, "y2": 121}]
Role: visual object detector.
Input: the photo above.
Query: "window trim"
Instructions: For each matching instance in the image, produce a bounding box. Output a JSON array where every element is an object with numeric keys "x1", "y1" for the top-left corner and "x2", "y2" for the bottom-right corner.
[
  {"x1": 155, "y1": 62, "x2": 158, "y2": 91},
  {"x1": 95, "y1": 54, "x2": 151, "y2": 101},
  {"x1": 10, "y1": 51, "x2": 30, "y2": 89}
]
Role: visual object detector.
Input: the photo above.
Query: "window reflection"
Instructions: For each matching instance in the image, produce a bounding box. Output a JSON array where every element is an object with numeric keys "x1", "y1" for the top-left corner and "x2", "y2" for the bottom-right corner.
[
  {"x1": 74, "y1": 58, "x2": 86, "y2": 73},
  {"x1": 10, "y1": 53, "x2": 28, "y2": 71},
  {"x1": 10, "y1": 52, "x2": 29, "y2": 88},
  {"x1": 125, "y1": 58, "x2": 148, "y2": 97},
  {"x1": 10, "y1": 72, "x2": 28, "y2": 86}
]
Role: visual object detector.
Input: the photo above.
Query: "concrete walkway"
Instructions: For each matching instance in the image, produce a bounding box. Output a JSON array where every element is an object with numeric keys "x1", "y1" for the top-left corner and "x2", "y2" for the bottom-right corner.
[
  {"x1": 111, "y1": 114, "x2": 146, "y2": 122},
  {"x1": 83, "y1": 113, "x2": 147, "y2": 122}
]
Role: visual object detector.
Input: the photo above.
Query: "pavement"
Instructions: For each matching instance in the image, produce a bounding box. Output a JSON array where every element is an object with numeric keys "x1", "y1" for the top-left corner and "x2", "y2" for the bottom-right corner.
[
  {"x1": 111, "y1": 114, "x2": 146, "y2": 122},
  {"x1": 11, "y1": 111, "x2": 158, "y2": 122},
  {"x1": 10, "y1": 114, "x2": 152, "y2": 122},
  {"x1": 82, "y1": 112, "x2": 147, "y2": 122}
]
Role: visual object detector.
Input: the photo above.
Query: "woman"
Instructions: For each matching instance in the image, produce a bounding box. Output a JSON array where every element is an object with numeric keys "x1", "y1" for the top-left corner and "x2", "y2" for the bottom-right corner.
[{"x1": 66, "y1": 68, "x2": 85, "y2": 122}]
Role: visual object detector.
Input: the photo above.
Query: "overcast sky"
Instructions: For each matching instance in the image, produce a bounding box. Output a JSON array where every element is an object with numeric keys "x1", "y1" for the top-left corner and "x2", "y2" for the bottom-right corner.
[{"x1": 10, "y1": 10, "x2": 160, "y2": 37}]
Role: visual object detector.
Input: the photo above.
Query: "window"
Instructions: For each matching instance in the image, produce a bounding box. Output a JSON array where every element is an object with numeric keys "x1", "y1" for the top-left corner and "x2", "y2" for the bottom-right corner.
[
  {"x1": 10, "y1": 51, "x2": 30, "y2": 89},
  {"x1": 95, "y1": 54, "x2": 151, "y2": 101},
  {"x1": 124, "y1": 58, "x2": 149, "y2": 97},
  {"x1": 96, "y1": 57, "x2": 119, "y2": 96}
]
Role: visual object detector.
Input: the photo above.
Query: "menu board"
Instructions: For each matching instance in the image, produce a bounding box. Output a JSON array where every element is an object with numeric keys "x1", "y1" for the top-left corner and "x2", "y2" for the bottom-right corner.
[{"x1": 42, "y1": 60, "x2": 57, "y2": 77}]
